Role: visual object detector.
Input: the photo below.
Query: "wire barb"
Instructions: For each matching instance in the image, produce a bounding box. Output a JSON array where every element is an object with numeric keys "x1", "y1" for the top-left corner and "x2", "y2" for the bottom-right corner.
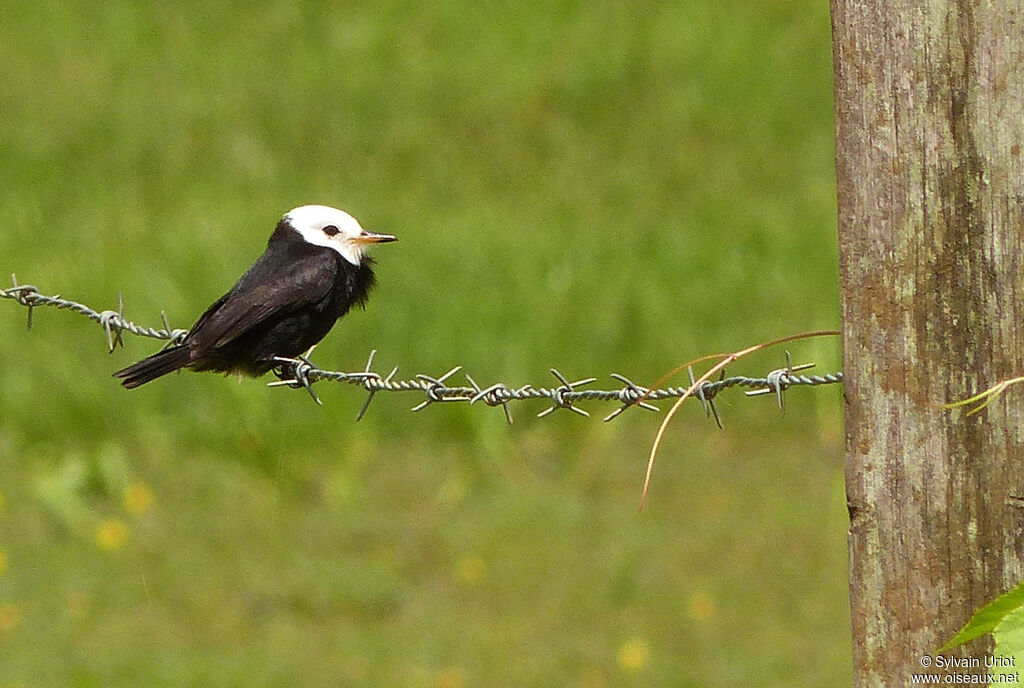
[
  {"x1": 268, "y1": 355, "x2": 323, "y2": 405},
  {"x1": 602, "y1": 374, "x2": 660, "y2": 422},
  {"x1": 537, "y1": 369, "x2": 596, "y2": 418},
  {"x1": 1, "y1": 280, "x2": 845, "y2": 419},
  {"x1": 688, "y1": 366, "x2": 724, "y2": 428},
  {"x1": 355, "y1": 350, "x2": 387, "y2": 421},
  {"x1": 465, "y1": 373, "x2": 515, "y2": 424},
  {"x1": 745, "y1": 349, "x2": 820, "y2": 411},
  {"x1": 411, "y1": 366, "x2": 464, "y2": 412}
]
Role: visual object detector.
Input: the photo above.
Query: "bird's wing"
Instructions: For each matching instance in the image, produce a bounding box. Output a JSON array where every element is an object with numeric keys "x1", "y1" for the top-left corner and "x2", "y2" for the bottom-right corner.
[{"x1": 188, "y1": 250, "x2": 335, "y2": 350}]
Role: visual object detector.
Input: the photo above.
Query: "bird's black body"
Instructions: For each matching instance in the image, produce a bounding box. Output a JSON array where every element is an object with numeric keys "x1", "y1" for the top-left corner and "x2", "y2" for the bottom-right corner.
[{"x1": 114, "y1": 215, "x2": 380, "y2": 389}]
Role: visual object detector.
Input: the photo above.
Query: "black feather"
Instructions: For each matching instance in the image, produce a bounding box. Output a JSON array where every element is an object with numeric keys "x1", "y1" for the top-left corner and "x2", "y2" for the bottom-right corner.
[{"x1": 113, "y1": 345, "x2": 192, "y2": 389}]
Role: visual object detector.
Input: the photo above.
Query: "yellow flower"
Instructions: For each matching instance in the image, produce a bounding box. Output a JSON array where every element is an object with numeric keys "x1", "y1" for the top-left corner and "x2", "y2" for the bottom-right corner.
[
  {"x1": 123, "y1": 482, "x2": 154, "y2": 515},
  {"x1": 0, "y1": 603, "x2": 21, "y2": 632},
  {"x1": 617, "y1": 637, "x2": 650, "y2": 672},
  {"x1": 434, "y1": 667, "x2": 464, "y2": 688},
  {"x1": 96, "y1": 519, "x2": 129, "y2": 550}
]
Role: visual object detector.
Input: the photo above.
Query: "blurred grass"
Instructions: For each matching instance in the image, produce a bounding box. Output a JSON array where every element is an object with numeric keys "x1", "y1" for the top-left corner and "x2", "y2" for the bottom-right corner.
[{"x1": 0, "y1": 0, "x2": 846, "y2": 685}]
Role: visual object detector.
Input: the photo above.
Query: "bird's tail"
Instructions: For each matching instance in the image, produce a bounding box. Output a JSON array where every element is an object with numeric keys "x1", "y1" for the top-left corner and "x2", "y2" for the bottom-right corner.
[{"x1": 113, "y1": 345, "x2": 192, "y2": 389}]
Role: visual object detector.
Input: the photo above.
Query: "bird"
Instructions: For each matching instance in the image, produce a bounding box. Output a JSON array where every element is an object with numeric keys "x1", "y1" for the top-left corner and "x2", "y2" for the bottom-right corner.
[{"x1": 114, "y1": 205, "x2": 396, "y2": 389}]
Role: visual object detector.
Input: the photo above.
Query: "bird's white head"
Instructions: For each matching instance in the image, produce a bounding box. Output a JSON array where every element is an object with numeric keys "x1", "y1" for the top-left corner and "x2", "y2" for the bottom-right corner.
[{"x1": 284, "y1": 205, "x2": 397, "y2": 266}]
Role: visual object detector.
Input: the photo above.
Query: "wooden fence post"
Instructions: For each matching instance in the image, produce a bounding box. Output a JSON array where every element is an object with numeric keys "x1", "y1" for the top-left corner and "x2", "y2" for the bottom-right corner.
[{"x1": 832, "y1": 1, "x2": 1024, "y2": 684}]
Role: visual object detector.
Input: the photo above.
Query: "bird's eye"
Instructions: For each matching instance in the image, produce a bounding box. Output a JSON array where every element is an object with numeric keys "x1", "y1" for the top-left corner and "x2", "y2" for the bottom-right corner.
[{"x1": 323, "y1": 225, "x2": 340, "y2": 237}]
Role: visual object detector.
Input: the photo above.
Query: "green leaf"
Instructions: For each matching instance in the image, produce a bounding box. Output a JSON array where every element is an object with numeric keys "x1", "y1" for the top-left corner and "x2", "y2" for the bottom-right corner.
[
  {"x1": 992, "y1": 605, "x2": 1024, "y2": 679},
  {"x1": 940, "y1": 580, "x2": 1024, "y2": 652}
]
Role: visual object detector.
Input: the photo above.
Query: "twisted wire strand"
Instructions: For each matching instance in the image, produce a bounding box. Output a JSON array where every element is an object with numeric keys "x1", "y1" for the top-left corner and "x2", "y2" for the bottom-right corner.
[
  {"x1": 2, "y1": 276, "x2": 843, "y2": 422},
  {"x1": 2, "y1": 275, "x2": 187, "y2": 349}
]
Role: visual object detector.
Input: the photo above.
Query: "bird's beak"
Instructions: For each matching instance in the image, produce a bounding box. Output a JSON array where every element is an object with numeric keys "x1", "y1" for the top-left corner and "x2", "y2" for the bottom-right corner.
[{"x1": 352, "y1": 231, "x2": 397, "y2": 245}]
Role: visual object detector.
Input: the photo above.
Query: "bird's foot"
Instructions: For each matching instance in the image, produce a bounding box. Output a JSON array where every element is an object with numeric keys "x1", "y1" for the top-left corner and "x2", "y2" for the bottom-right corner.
[{"x1": 268, "y1": 355, "x2": 322, "y2": 405}]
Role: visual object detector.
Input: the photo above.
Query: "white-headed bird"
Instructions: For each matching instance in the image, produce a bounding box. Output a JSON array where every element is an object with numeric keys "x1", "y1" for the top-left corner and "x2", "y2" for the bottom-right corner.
[{"x1": 114, "y1": 205, "x2": 395, "y2": 388}]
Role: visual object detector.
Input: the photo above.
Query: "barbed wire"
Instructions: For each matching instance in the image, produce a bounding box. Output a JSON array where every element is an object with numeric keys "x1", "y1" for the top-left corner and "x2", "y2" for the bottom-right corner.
[
  {"x1": 1, "y1": 275, "x2": 843, "y2": 423},
  {"x1": 2, "y1": 274, "x2": 188, "y2": 350}
]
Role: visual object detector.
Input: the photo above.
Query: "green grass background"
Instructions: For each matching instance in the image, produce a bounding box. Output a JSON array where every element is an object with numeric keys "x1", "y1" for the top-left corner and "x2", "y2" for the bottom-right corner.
[{"x1": 0, "y1": 1, "x2": 846, "y2": 685}]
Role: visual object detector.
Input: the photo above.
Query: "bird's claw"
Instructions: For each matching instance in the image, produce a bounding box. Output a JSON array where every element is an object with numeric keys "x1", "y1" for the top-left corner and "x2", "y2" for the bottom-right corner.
[{"x1": 268, "y1": 356, "x2": 322, "y2": 405}]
